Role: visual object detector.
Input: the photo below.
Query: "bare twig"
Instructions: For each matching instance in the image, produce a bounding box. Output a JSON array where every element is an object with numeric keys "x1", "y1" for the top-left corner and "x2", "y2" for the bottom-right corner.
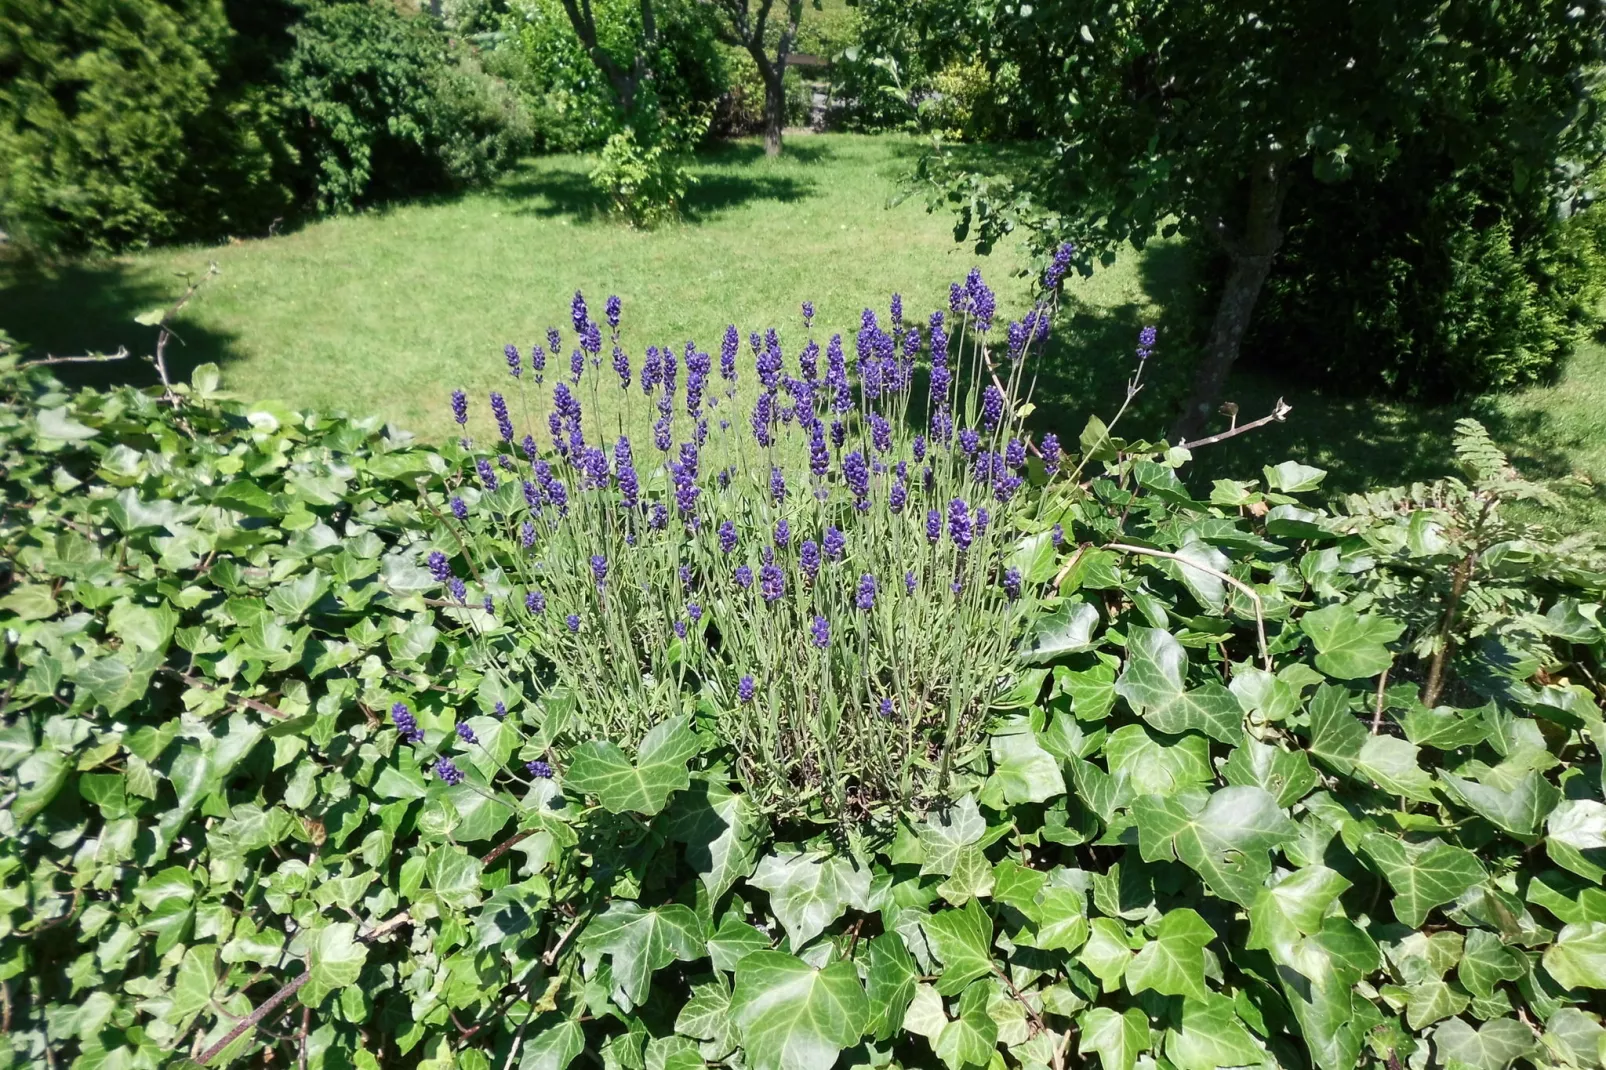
[
  {"x1": 192, "y1": 972, "x2": 311, "y2": 1065},
  {"x1": 19, "y1": 346, "x2": 130, "y2": 369},
  {"x1": 1176, "y1": 398, "x2": 1292, "y2": 451},
  {"x1": 1421, "y1": 553, "x2": 1473, "y2": 709},
  {"x1": 542, "y1": 912, "x2": 589, "y2": 967},
  {"x1": 1106, "y1": 542, "x2": 1272, "y2": 671},
  {"x1": 480, "y1": 829, "x2": 533, "y2": 867},
  {"x1": 158, "y1": 668, "x2": 291, "y2": 720},
  {"x1": 501, "y1": 992, "x2": 535, "y2": 1070},
  {"x1": 1371, "y1": 662, "x2": 1392, "y2": 734}
]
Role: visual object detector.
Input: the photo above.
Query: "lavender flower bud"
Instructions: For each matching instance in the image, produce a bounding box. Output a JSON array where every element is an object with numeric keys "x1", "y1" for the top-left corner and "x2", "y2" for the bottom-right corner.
[
  {"x1": 606, "y1": 294, "x2": 621, "y2": 331},
  {"x1": 457, "y1": 722, "x2": 477, "y2": 744},
  {"x1": 451, "y1": 497, "x2": 469, "y2": 521},
  {"x1": 433, "y1": 758, "x2": 465, "y2": 786},
  {"x1": 505, "y1": 344, "x2": 522, "y2": 378},
  {"x1": 810, "y1": 615, "x2": 830, "y2": 648},
  {"x1": 975, "y1": 507, "x2": 990, "y2": 536},
  {"x1": 494, "y1": 701, "x2": 507, "y2": 720},
  {"x1": 477, "y1": 459, "x2": 499, "y2": 492},
  {"x1": 981, "y1": 384, "x2": 1005, "y2": 430},
  {"x1": 905, "y1": 570, "x2": 917, "y2": 593},
  {"x1": 527, "y1": 590, "x2": 546, "y2": 614},
  {"x1": 843, "y1": 451, "x2": 869, "y2": 508},
  {"x1": 770, "y1": 466, "x2": 787, "y2": 503},
  {"x1": 856, "y1": 573, "x2": 877, "y2": 611},
  {"x1": 674, "y1": 619, "x2": 688, "y2": 638},
  {"x1": 452, "y1": 389, "x2": 468, "y2": 426},
  {"x1": 889, "y1": 479, "x2": 907, "y2": 514},
  {"x1": 1003, "y1": 567, "x2": 1022, "y2": 601},
  {"x1": 571, "y1": 291, "x2": 589, "y2": 333},
  {"x1": 490, "y1": 392, "x2": 514, "y2": 442},
  {"x1": 566, "y1": 614, "x2": 580, "y2": 633},
  {"x1": 719, "y1": 520, "x2": 738, "y2": 554},
  {"x1": 391, "y1": 702, "x2": 424, "y2": 743},
  {"x1": 958, "y1": 428, "x2": 980, "y2": 456},
  {"x1": 760, "y1": 563, "x2": 785, "y2": 603},
  {"x1": 948, "y1": 499, "x2": 973, "y2": 551},
  {"x1": 1005, "y1": 438, "x2": 1026, "y2": 470},
  {"x1": 824, "y1": 526, "x2": 846, "y2": 560},
  {"x1": 527, "y1": 759, "x2": 553, "y2": 779},
  {"x1": 447, "y1": 577, "x2": 467, "y2": 603},
  {"x1": 1042, "y1": 432, "x2": 1062, "y2": 476},
  {"x1": 738, "y1": 675, "x2": 756, "y2": 703},
  {"x1": 800, "y1": 539, "x2": 821, "y2": 578},
  {"x1": 688, "y1": 602, "x2": 703, "y2": 621},
  {"x1": 802, "y1": 301, "x2": 814, "y2": 328},
  {"x1": 590, "y1": 554, "x2": 608, "y2": 587},
  {"x1": 612, "y1": 346, "x2": 630, "y2": 389},
  {"x1": 926, "y1": 508, "x2": 942, "y2": 544},
  {"x1": 870, "y1": 413, "x2": 892, "y2": 454},
  {"x1": 734, "y1": 564, "x2": 754, "y2": 590},
  {"x1": 879, "y1": 696, "x2": 894, "y2": 718},
  {"x1": 1136, "y1": 325, "x2": 1157, "y2": 361},
  {"x1": 483, "y1": 595, "x2": 495, "y2": 616},
  {"x1": 1044, "y1": 241, "x2": 1075, "y2": 290},
  {"x1": 1051, "y1": 522, "x2": 1065, "y2": 548},
  {"x1": 428, "y1": 551, "x2": 452, "y2": 582}
]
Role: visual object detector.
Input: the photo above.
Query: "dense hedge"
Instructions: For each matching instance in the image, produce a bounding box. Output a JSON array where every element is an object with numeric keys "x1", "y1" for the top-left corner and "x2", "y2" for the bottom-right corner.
[
  {"x1": 1245, "y1": 151, "x2": 1606, "y2": 399},
  {"x1": 0, "y1": 0, "x2": 532, "y2": 252},
  {"x1": 2, "y1": 278, "x2": 1605, "y2": 1070}
]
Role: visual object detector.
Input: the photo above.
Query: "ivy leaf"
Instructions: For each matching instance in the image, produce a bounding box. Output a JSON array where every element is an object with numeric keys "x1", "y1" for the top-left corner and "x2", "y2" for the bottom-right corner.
[
  {"x1": 1222, "y1": 736, "x2": 1318, "y2": 807},
  {"x1": 1132, "y1": 786, "x2": 1297, "y2": 905},
  {"x1": 425, "y1": 846, "x2": 483, "y2": 909},
  {"x1": 707, "y1": 913, "x2": 771, "y2": 972},
  {"x1": 1126, "y1": 908, "x2": 1215, "y2": 1001},
  {"x1": 1360, "y1": 833, "x2": 1485, "y2": 928},
  {"x1": 676, "y1": 977, "x2": 738, "y2": 1060},
  {"x1": 1025, "y1": 888, "x2": 1089, "y2": 953},
  {"x1": 578, "y1": 902, "x2": 705, "y2": 1011},
  {"x1": 76, "y1": 650, "x2": 163, "y2": 715},
  {"x1": 1301, "y1": 603, "x2": 1403, "y2": 679},
  {"x1": 665, "y1": 780, "x2": 769, "y2": 902},
  {"x1": 923, "y1": 898, "x2": 995, "y2": 995},
  {"x1": 520, "y1": 1018, "x2": 586, "y2": 1070},
  {"x1": 988, "y1": 716, "x2": 1065, "y2": 804},
  {"x1": 37, "y1": 406, "x2": 99, "y2": 441},
  {"x1": 918, "y1": 795, "x2": 986, "y2": 876},
  {"x1": 1542, "y1": 923, "x2": 1606, "y2": 991},
  {"x1": 729, "y1": 951, "x2": 870, "y2": 1070},
  {"x1": 1079, "y1": 918, "x2": 1133, "y2": 990},
  {"x1": 1441, "y1": 770, "x2": 1560, "y2": 839},
  {"x1": 299, "y1": 923, "x2": 368, "y2": 1008},
  {"x1": 1404, "y1": 980, "x2": 1471, "y2": 1030},
  {"x1": 1077, "y1": 1006, "x2": 1150, "y2": 1070},
  {"x1": 1115, "y1": 626, "x2": 1241, "y2": 742},
  {"x1": 1431, "y1": 1017, "x2": 1536, "y2": 1070},
  {"x1": 1458, "y1": 930, "x2": 1526, "y2": 998},
  {"x1": 748, "y1": 851, "x2": 870, "y2": 948},
  {"x1": 1164, "y1": 994, "x2": 1265, "y2": 1070},
  {"x1": 1104, "y1": 724, "x2": 1212, "y2": 796},
  {"x1": 1020, "y1": 601, "x2": 1100, "y2": 663},
  {"x1": 932, "y1": 981, "x2": 998, "y2": 1070},
  {"x1": 1546, "y1": 798, "x2": 1606, "y2": 882},
  {"x1": 566, "y1": 715, "x2": 699, "y2": 815},
  {"x1": 166, "y1": 943, "x2": 218, "y2": 1028},
  {"x1": 863, "y1": 933, "x2": 919, "y2": 1041},
  {"x1": 1166, "y1": 540, "x2": 1231, "y2": 614}
]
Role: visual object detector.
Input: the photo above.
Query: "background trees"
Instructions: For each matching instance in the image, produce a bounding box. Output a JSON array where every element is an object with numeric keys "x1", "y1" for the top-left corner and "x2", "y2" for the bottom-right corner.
[{"x1": 944, "y1": 0, "x2": 1606, "y2": 435}]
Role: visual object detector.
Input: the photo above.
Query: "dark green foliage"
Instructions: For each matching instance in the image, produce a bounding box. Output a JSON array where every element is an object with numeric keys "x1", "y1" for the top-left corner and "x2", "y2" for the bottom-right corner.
[
  {"x1": 285, "y1": 1, "x2": 532, "y2": 213},
  {"x1": 499, "y1": 0, "x2": 727, "y2": 151},
  {"x1": 0, "y1": 0, "x2": 298, "y2": 252},
  {"x1": 1246, "y1": 154, "x2": 1606, "y2": 399},
  {"x1": 3, "y1": 330, "x2": 1604, "y2": 1067}
]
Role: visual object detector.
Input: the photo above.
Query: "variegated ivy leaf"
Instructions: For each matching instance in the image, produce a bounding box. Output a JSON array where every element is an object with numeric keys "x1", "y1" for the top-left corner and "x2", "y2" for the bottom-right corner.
[
  {"x1": 565, "y1": 715, "x2": 700, "y2": 815},
  {"x1": 519, "y1": 1018, "x2": 586, "y2": 1070},
  {"x1": 1440, "y1": 768, "x2": 1560, "y2": 839},
  {"x1": 298, "y1": 922, "x2": 368, "y2": 1008},
  {"x1": 1114, "y1": 626, "x2": 1242, "y2": 742},
  {"x1": 578, "y1": 902, "x2": 705, "y2": 1011},
  {"x1": 1431, "y1": 1017, "x2": 1536, "y2": 1070},
  {"x1": 931, "y1": 981, "x2": 998, "y2": 1070},
  {"x1": 664, "y1": 779, "x2": 769, "y2": 901},
  {"x1": 987, "y1": 716, "x2": 1065, "y2": 804},
  {"x1": 1125, "y1": 908, "x2": 1215, "y2": 1001},
  {"x1": 1360, "y1": 833, "x2": 1486, "y2": 928},
  {"x1": 749, "y1": 850, "x2": 870, "y2": 948},
  {"x1": 1078, "y1": 1006, "x2": 1150, "y2": 1070},
  {"x1": 863, "y1": 933, "x2": 919, "y2": 1041},
  {"x1": 1132, "y1": 785, "x2": 1297, "y2": 906},
  {"x1": 1546, "y1": 798, "x2": 1606, "y2": 882},
  {"x1": 674, "y1": 977, "x2": 738, "y2": 1060},
  {"x1": 729, "y1": 951, "x2": 870, "y2": 1070},
  {"x1": 918, "y1": 794, "x2": 987, "y2": 877},
  {"x1": 923, "y1": 898, "x2": 995, "y2": 995},
  {"x1": 1164, "y1": 993, "x2": 1265, "y2": 1070},
  {"x1": 1542, "y1": 922, "x2": 1606, "y2": 991}
]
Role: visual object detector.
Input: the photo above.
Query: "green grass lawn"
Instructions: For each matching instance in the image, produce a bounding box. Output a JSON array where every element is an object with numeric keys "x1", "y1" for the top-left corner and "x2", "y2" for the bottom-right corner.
[{"x1": 3, "y1": 132, "x2": 1602, "y2": 528}]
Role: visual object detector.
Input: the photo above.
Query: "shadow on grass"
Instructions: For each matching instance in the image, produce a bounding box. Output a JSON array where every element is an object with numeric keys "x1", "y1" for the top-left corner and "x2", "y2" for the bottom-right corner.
[
  {"x1": 0, "y1": 259, "x2": 242, "y2": 393},
  {"x1": 498, "y1": 140, "x2": 825, "y2": 224}
]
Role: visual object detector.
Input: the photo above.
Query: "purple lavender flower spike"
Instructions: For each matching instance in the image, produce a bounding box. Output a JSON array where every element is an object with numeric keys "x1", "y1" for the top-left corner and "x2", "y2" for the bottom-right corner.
[
  {"x1": 427, "y1": 550, "x2": 452, "y2": 582},
  {"x1": 606, "y1": 294, "x2": 621, "y2": 331},
  {"x1": 958, "y1": 427, "x2": 980, "y2": 456},
  {"x1": 566, "y1": 613, "x2": 580, "y2": 632},
  {"x1": 1007, "y1": 321, "x2": 1028, "y2": 363},
  {"x1": 434, "y1": 758, "x2": 465, "y2": 786},
  {"x1": 982, "y1": 384, "x2": 1005, "y2": 430},
  {"x1": 802, "y1": 301, "x2": 814, "y2": 328},
  {"x1": 451, "y1": 496, "x2": 469, "y2": 521},
  {"x1": 1041, "y1": 432, "x2": 1062, "y2": 476},
  {"x1": 809, "y1": 422, "x2": 830, "y2": 477},
  {"x1": 810, "y1": 615, "x2": 830, "y2": 648},
  {"x1": 856, "y1": 573, "x2": 877, "y2": 611},
  {"x1": 483, "y1": 595, "x2": 494, "y2": 616},
  {"x1": 879, "y1": 696, "x2": 894, "y2": 718},
  {"x1": 451, "y1": 389, "x2": 468, "y2": 426},
  {"x1": 824, "y1": 526, "x2": 846, "y2": 559},
  {"x1": 738, "y1": 675, "x2": 756, "y2": 703},
  {"x1": 770, "y1": 466, "x2": 787, "y2": 503},
  {"x1": 527, "y1": 590, "x2": 545, "y2": 614},
  {"x1": 570, "y1": 348, "x2": 584, "y2": 383},
  {"x1": 547, "y1": 327, "x2": 563, "y2": 355},
  {"x1": 457, "y1": 721, "x2": 477, "y2": 744},
  {"x1": 1005, "y1": 438, "x2": 1026, "y2": 470},
  {"x1": 674, "y1": 619, "x2": 687, "y2": 638},
  {"x1": 1136, "y1": 325, "x2": 1157, "y2": 361},
  {"x1": 477, "y1": 458, "x2": 499, "y2": 491},
  {"x1": 975, "y1": 507, "x2": 990, "y2": 536},
  {"x1": 391, "y1": 702, "x2": 424, "y2": 743},
  {"x1": 760, "y1": 562, "x2": 784, "y2": 603},
  {"x1": 870, "y1": 413, "x2": 892, "y2": 454},
  {"x1": 522, "y1": 520, "x2": 536, "y2": 547},
  {"x1": 650, "y1": 503, "x2": 668, "y2": 530},
  {"x1": 491, "y1": 391, "x2": 514, "y2": 442},
  {"x1": 719, "y1": 520, "x2": 738, "y2": 554},
  {"x1": 1044, "y1": 242, "x2": 1075, "y2": 290},
  {"x1": 843, "y1": 451, "x2": 869, "y2": 508},
  {"x1": 926, "y1": 508, "x2": 942, "y2": 544},
  {"x1": 571, "y1": 291, "x2": 588, "y2": 332},
  {"x1": 494, "y1": 701, "x2": 507, "y2": 720},
  {"x1": 905, "y1": 570, "x2": 917, "y2": 593},
  {"x1": 505, "y1": 344, "x2": 522, "y2": 378},
  {"x1": 774, "y1": 518, "x2": 790, "y2": 547},
  {"x1": 612, "y1": 346, "x2": 630, "y2": 389},
  {"x1": 590, "y1": 555, "x2": 608, "y2": 588},
  {"x1": 1003, "y1": 567, "x2": 1022, "y2": 601},
  {"x1": 830, "y1": 420, "x2": 846, "y2": 449},
  {"x1": 734, "y1": 564, "x2": 754, "y2": 590},
  {"x1": 528, "y1": 759, "x2": 553, "y2": 778},
  {"x1": 889, "y1": 479, "x2": 907, "y2": 514},
  {"x1": 688, "y1": 602, "x2": 703, "y2": 621},
  {"x1": 531, "y1": 344, "x2": 547, "y2": 381},
  {"x1": 800, "y1": 539, "x2": 821, "y2": 578},
  {"x1": 948, "y1": 499, "x2": 973, "y2": 550},
  {"x1": 1051, "y1": 522, "x2": 1065, "y2": 548}
]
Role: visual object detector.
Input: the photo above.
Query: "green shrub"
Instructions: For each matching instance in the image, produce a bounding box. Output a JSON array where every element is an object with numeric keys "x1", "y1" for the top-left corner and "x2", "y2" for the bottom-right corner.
[
  {"x1": 588, "y1": 113, "x2": 705, "y2": 225},
  {"x1": 499, "y1": 0, "x2": 727, "y2": 151},
  {"x1": 2, "y1": 284, "x2": 1604, "y2": 1070},
  {"x1": 1245, "y1": 148, "x2": 1606, "y2": 399},
  {"x1": 0, "y1": 0, "x2": 297, "y2": 252},
  {"x1": 285, "y1": 0, "x2": 532, "y2": 213}
]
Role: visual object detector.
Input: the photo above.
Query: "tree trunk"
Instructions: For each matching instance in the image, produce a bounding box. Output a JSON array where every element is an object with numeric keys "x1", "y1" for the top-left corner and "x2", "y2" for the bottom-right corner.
[
  {"x1": 1171, "y1": 155, "x2": 1289, "y2": 442},
  {"x1": 762, "y1": 70, "x2": 785, "y2": 157}
]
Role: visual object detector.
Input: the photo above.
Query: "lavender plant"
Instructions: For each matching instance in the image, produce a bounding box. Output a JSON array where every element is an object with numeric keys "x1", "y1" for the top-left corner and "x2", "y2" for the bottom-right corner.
[{"x1": 422, "y1": 258, "x2": 1079, "y2": 817}]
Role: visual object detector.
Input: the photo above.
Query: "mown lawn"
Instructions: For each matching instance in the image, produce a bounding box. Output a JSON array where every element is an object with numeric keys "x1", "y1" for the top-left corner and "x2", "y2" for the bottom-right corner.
[{"x1": 3, "y1": 132, "x2": 1601, "y2": 528}]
